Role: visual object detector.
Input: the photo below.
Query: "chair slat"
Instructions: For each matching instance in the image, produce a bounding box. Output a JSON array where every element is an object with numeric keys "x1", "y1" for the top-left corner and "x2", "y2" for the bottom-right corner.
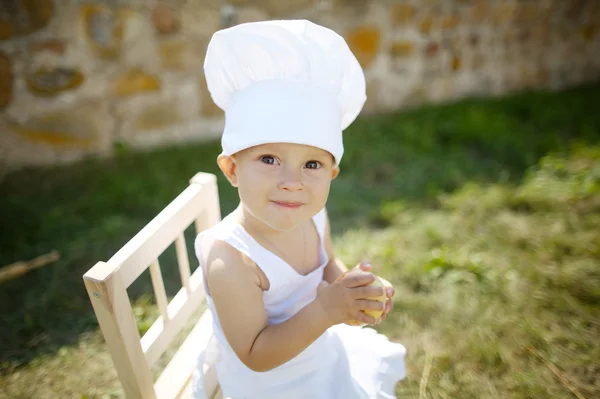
[
  {"x1": 194, "y1": 211, "x2": 205, "y2": 236},
  {"x1": 205, "y1": 363, "x2": 220, "y2": 399},
  {"x1": 175, "y1": 233, "x2": 192, "y2": 294},
  {"x1": 142, "y1": 268, "x2": 206, "y2": 366},
  {"x1": 150, "y1": 260, "x2": 169, "y2": 322},
  {"x1": 211, "y1": 386, "x2": 223, "y2": 399}
]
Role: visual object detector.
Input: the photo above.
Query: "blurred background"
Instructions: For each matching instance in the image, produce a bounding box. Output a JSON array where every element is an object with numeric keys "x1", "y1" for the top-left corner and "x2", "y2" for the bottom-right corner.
[{"x1": 0, "y1": 1, "x2": 599, "y2": 398}]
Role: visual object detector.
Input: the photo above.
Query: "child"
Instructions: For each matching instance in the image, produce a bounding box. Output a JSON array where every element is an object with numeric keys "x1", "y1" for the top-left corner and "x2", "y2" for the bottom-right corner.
[{"x1": 192, "y1": 20, "x2": 406, "y2": 399}]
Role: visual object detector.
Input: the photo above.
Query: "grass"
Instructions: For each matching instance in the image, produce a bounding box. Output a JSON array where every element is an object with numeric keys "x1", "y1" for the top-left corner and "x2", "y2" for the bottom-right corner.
[{"x1": 1, "y1": 82, "x2": 599, "y2": 398}]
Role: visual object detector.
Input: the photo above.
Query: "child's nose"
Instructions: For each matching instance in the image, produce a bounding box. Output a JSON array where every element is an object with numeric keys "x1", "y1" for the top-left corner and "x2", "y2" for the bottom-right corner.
[{"x1": 278, "y1": 168, "x2": 303, "y2": 191}]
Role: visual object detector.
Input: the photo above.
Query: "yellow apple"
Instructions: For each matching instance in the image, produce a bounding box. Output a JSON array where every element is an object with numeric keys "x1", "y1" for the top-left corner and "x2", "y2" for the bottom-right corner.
[{"x1": 347, "y1": 275, "x2": 387, "y2": 326}]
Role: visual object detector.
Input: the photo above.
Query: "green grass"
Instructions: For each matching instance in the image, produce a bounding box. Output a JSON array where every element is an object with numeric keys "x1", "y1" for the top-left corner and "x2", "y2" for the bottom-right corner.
[{"x1": 1, "y1": 83, "x2": 599, "y2": 398}]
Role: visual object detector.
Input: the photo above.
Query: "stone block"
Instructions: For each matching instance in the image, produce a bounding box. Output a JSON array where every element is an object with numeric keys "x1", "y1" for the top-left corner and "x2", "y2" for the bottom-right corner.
[
  {"x1": 390, "y1": 41, "x2": 415, "y2": 58},
  {"x1": 362, "y1": 79, "x2": 379, "y2": 114},
  {"x1": 451, "y1": 55, "x2": 461, "y2": 71},
  {"x1": 227, "y1": 0, "x2": 252, "y2": 5},
  {"x1": 198, "y1": 73, "x2": 223, "y2": 117},
  {"x1": 330, "y1": 0, "x2": 372, "y2": 17},
  {"x1": 503, "y1": 30, "x2": 515, "y2": 48},
  {"x1": 8, "y1": 101, "x2": 112, "y2": 150},
  {"x1": 123, "y1": 11, "x2": 162, "y2": 71},
  {"x1": 471, "y1": 52, "x2": 485, "y2": 70},
  {"x1": 180, "y1": 4, "x2": 221, "y2": 39},
  {"x1": 345, "y1": 26, "x2": 381, "y2": 69},
  {"x1": 0, "y1": 0, "x2": 53, "y2": 40},
  {"x1": 493, "y1": 3, "x2": 516, "y2": 26},
  {"x1": 152, "y1": 2, "x2": 179, "y2": 35},
  {"x1": 515, "y1": 3, "x2": 539, "y2": 23},
  {"x1": 80, "y1": 4, "x2": 124, "y2": 60},
  {"x1": 1, "y1": 100, "x2": 114, "y2": 170},
  {"x1": 236, "y1": 7, "x2": 270, "y2": 25},
  {"x1": 440, "y1": 14, "x2": 460, "y2": 31},
  {"x1": 117, "y1": 78, "x2": 202, "y2": 144},
  {"x1": 503, "y1": 49, "x2": 517, "y2": 65},
  {"x1": 391, "y1": 4, "x2": 415, "y2": 26},
  {"x1": 21, "y1": 0, "x2": 54, "y2": 32},
  {"x1": 248, "y1": 0, "x2": 318, "y2": 17},
  {"x1": 581, "y1": 23, "x2": 597, "y2": 41},
  {"x1": 135, "y1": 102, "x2": 183, "y2": 131},
  {"x1": 0, "y1": 52, "x2": 13, "y2": 109},
  {"x1": 535, "y1": 67, "x2": 550, "y2": 86},
  {"x1": 424, "y1": 60, "x2": 444, "y2": 78},
  {"x1": 159, "y1": 40, "x2": 207, "y2": 73},
  {"x1": 424, "y1": 42, "x2": 440, "y2": 57},
  {"x1": 0, "y1": 20, "x2": 14, "y2": 40},
  {"x1": 25, "y1": 67, "x2": 85, "y2": 96},
  {"x1": 530, "y1": 25, "x2": 549, "y2": 46},
  {"x1": 518, "y1": 28, "x2": 531, "y2": 43},
  {"x1": 468, "y1": 33, "x2": 480, "y2": 48},
  {"x1": 444, "y1": 35, "x2": 464, "y2": 53},
  {"x1": 419, "y1": 15, "x2": 434, "y2": 35},
  {"x1": 29, "y1": 40, "x2": 66, "y2": 55},
  {"x1": 467, "y1": 0, "x2": 488, "y2": 24},
  {"x1": 113, "y1": 69, "x2": 161, "y2": 97}
]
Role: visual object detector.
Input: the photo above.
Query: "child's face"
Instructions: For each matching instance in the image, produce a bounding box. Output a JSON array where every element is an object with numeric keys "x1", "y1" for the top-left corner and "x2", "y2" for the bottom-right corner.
[{"x1": 218, "y1": 142, "x2": 340, "y2": 231}]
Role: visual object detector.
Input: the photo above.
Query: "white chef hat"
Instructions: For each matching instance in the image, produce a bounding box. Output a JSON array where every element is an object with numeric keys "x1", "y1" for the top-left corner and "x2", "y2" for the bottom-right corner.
[{"x1": 203, "y1": 19, "x2": 366, "y2": 166}]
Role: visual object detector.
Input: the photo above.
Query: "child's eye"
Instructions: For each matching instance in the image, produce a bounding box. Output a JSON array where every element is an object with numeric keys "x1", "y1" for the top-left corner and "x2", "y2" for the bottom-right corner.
[
  {"x1": 305, "y1": 160, "x2": 321, "y2": 169},
  {"x1": 260, "y1": 155, "x2": 278, "y2": 165}
]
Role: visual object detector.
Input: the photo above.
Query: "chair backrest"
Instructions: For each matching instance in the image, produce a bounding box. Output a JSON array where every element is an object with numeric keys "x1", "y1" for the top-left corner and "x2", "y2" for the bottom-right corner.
[{"x1": 83, "y1": 172, "x2": 222, "y2": 399}]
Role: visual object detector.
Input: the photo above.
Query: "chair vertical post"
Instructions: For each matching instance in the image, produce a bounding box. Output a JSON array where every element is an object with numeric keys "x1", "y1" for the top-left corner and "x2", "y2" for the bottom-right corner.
[
  {"x1": 175, "y1": 233, "x2": 191, "y2": 294},
  {"x1": 205, "y1": 176, "x2": 221, "y2": 227},
  {"x1": 190, "y1": 173, "x2": 221, "y2": 235},
  {"x1": 149, "y1": 259, "x2": 169, "y2": 322},
  {"x1": 84, "y1": 262, "x2": 157, "y2": 399}
]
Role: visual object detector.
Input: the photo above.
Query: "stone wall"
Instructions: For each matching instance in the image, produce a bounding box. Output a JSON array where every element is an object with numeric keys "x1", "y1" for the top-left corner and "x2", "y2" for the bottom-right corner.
[{"x1": 0, "y1": 0, "x2": 599, "y2": 173}]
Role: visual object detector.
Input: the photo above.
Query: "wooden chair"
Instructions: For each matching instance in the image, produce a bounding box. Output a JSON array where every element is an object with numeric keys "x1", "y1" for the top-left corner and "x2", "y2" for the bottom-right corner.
[{"x1": 83, "y1": 172, "x2": 224, "y2": 399}]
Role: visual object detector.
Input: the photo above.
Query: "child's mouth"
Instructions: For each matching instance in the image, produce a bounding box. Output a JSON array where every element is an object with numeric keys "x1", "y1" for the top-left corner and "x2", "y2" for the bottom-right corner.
[{"x1": 271, "y1": 201, "x2": 304, "y2": 209}]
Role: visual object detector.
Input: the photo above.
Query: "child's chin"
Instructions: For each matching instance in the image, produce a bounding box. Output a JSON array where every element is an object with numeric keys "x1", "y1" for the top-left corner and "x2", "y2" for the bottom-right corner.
[{"x1": 266, "y1": 216, "x2": 307, "y2": 232}]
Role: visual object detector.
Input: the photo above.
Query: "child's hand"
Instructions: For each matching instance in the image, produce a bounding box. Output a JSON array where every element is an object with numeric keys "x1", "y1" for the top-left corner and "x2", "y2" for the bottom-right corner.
[
  {"x1": 355, "y1": 261, "x2": 395, "y2": 322},
  {"x1": 315, "y1": 269, "x2": 386, "y2": 326}
]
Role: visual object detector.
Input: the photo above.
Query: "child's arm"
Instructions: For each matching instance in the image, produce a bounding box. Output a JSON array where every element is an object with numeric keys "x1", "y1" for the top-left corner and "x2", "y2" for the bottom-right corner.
[
  {"x1": 206, "y1": 240, "x2": 382, "y2": 372},
  {"x1": 321, "y1": 209, "x2": 396, "y2": 321}
]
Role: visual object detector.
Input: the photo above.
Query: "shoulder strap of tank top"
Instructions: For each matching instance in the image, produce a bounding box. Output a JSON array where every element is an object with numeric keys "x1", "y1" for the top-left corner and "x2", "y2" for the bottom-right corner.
[
  {"x1": 202, "y1": 216, "x2": 288, "y2": 289},
  {"x1": 194, "y1": 230, "x2": 213, "y2": 294},
  {"x1": 313, "y1": 207, "x2": 327, "y2": 242}
]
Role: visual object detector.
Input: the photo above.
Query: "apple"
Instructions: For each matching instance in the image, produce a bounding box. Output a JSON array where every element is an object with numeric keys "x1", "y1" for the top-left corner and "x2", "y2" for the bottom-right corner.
[{"x1": 347, "y1": 275, "x2": 387, "y2": 326}]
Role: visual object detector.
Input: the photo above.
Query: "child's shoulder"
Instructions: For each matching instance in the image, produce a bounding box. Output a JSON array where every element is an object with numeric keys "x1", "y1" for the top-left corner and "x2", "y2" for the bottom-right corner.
[
  {"x1": 195, "y1": 224, "x2": 250, "y2": 272},
  {"x1": 195, "y1": 224, "x2": 268, "y2": 292}
]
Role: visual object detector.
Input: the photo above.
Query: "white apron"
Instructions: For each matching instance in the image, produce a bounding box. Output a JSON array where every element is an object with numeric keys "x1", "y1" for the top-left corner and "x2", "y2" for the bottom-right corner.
[{"x1": 191, "y1": 209, "x2": 406, "y2": 398}]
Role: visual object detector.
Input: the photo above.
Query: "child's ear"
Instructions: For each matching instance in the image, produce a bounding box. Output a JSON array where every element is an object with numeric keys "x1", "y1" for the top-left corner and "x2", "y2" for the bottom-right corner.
[
  {"x1": 217, "y1": 154, "x2": 239, "y2": 187},
  {"x1": 331, "y1": 165, "x2": 340, "y2": 180}
]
